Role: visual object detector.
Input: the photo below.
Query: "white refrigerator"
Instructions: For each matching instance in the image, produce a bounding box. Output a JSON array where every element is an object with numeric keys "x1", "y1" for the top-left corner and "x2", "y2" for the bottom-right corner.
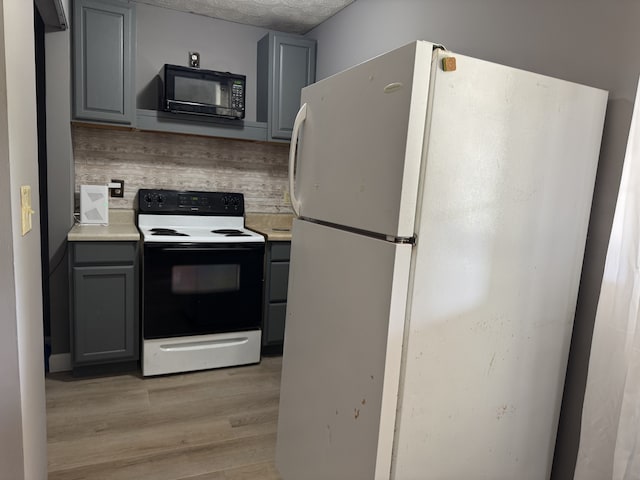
[{"x1": 276, "y1": 41, "x2": 607, "y2": 480}]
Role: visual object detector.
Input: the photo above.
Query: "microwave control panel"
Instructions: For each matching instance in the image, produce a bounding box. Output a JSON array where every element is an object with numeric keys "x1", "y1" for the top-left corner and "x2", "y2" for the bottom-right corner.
[{"x1": 231, "y1": 81, "x2": 244, "y2": 112}]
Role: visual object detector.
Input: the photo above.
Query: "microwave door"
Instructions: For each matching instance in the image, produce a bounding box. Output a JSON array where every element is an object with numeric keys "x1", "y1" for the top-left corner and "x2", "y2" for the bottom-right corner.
[{"x1": 174, "y1": 76, "x2": 214, "y2": 105}]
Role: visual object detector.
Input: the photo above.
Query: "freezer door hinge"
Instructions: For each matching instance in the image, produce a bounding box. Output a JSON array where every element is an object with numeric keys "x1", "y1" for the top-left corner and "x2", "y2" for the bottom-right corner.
[{"x1": 432, "y1": 44, "x2": 456, "y2": 71}]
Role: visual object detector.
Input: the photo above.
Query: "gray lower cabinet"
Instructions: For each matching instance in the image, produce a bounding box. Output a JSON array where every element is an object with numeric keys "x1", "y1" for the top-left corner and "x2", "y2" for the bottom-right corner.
[
  {"x1": 257, "y1": 32, "x2": 316, "y2": 141},
  {"x1": 69, "y1": 241, "x2": 139, "y2": 372},
  {"x1": 262, "y1": 242, "x2": 291, "y2": 354},
  {"x1": 72, "y1": 0, "x2": 136, "y2": 125}
]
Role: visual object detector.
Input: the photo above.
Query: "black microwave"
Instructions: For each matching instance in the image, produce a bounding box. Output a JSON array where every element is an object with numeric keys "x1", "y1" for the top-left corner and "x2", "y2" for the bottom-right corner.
[{"x1": 159, "y1": 64, "x2": 246, "y2": 120}]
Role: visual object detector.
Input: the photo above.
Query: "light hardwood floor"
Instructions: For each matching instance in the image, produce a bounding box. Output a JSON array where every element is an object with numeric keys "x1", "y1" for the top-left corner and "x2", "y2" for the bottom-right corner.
[{"x1": 46, "y1": 357, "x2": 283, "y2": 480}]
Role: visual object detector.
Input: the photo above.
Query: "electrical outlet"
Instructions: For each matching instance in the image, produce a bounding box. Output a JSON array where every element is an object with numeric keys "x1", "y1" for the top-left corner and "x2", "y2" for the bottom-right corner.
[
  {"x1": 109, "y1": 179, "x2": 124, "y2": 198},
  {"x1": 189, "y1": 51, "x2": 200, "y2": 68}
]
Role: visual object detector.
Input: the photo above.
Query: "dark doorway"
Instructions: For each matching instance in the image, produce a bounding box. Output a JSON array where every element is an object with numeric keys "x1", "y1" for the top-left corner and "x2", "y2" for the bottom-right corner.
[{"x1": 34, "y1": 6, "x2": 51, "y2": 355}]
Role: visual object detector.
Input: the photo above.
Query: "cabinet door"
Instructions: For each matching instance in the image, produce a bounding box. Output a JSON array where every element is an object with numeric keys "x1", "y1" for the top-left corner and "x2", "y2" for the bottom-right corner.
[
  {"x1": 262, "y1": 242, "x2": 291, "y2": 350},
  {"x1": 72, "y1": 264, "x2": 137, "y2": 364},
  {"x1": 269, "y1": 262, "x2": 290, "y2": 302},
  {"x1": 271, "y1": 35, "x2": 316, "y2": 140},
  {"x1": 73, "y1": 0, "x2": 135, "y2": 124},
  {"x1": 266, "y1": 303, "x2": 286, "y2": 345}
]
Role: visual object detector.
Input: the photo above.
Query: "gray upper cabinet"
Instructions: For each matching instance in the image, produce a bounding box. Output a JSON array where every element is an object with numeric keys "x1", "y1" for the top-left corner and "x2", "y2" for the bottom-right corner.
[
  {"x1": 73, "y1": 0, "x2": 135, "y2": 125},
  {"x1": 257, "y1": 33, "x2": 316, "y2": 141}
]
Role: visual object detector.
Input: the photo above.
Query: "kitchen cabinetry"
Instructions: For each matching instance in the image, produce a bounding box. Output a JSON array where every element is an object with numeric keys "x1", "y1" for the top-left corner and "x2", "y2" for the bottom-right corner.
[
  {"x1": 262, "y1": 241, "x2": 291, "y2": 354},
  {"x1": 72, "y1": 0, "x2": 136, "y2": 125},
  {"x1": 257, "y1": 33, "x2": 316, "y2": 141},
  {"x1": 69, "y1": 241, "x2": 139, "y2": 373}
]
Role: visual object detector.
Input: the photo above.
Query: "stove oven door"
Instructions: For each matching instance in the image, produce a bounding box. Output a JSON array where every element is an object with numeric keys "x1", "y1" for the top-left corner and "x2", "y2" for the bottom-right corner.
[{"x1": 142, "y1": 242, "x2": 264, "y2": 339}]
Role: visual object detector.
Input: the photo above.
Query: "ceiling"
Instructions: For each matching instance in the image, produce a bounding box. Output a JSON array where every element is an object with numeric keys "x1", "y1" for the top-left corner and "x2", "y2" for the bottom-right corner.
[{"x1": 133, "y1": 0, "x2": 355, "y2": 35}]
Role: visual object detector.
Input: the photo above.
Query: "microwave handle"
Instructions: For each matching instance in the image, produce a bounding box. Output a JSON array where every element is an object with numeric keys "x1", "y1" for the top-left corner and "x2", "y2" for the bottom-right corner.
[{"x1": 289, "y1": 103, "x2": 307, "y2": 217}]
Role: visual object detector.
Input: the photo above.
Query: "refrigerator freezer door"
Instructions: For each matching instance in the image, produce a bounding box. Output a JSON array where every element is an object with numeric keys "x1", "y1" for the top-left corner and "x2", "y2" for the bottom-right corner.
[
  {"x1": 291, "y1": 41, "x2": 434, "y2": 238},
  {"x1": 392, "y1": 52, "x2": 607, "y2": 478},
  {"x1": 276, "y1": 219, "x2": 412, "y2": 480}
]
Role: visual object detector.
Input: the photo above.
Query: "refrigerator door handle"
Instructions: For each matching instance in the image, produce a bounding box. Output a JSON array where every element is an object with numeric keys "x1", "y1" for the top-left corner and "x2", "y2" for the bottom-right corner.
[{"x1": 289, "y1": 102, "x2": 307, "y2": 217}]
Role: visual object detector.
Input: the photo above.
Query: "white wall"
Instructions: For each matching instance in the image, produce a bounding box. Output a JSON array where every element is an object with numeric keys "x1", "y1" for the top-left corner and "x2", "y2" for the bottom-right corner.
[
  {"x1": 0, "y1": 1, "x2": 25, "y2": 475},
  {"x1": 308, "y1": 0, "x2": 637, "y2": 98},
  {"x1": 136, "y1": 3, "x2": 269, "y2": 121},
  {"x1": 306, "y1": 1, "x2": 640, "y2": 477},
  {"x1": 0, "y1": 0, "x2": 48, "y2": 478}
]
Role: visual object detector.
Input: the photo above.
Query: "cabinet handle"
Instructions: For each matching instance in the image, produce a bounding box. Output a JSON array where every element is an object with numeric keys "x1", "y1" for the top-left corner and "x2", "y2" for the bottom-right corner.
[{"x1": 289, "y1": 103, "x2": 307, "y2": 217}]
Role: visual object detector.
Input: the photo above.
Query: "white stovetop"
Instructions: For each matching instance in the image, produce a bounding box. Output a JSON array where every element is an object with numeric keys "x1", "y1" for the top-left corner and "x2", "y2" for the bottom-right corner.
[{"x1": 138, "y1": 214, "x2": 265, "y2": 243}]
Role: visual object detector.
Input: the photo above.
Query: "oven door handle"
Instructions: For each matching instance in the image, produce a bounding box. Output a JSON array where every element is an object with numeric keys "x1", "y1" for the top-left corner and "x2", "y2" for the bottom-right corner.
[{"x1": 155, "y1": 246, "x2": 262, "y2": 253}]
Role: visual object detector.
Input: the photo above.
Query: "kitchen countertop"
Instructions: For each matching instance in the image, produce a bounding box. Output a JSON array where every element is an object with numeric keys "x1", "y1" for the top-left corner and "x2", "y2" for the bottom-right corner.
[
  {"x1": 246, "y1": 213, "x2": 294, "y2": 241},
  {"x1": 67, "y1": 209, "x2": 140, "y2": 241}
]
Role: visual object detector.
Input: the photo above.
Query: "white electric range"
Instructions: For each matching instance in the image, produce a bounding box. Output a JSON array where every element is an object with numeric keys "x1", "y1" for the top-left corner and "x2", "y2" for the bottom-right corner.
[{"x1": 137, "y1": 189, "x2": 265, "y2": 376}]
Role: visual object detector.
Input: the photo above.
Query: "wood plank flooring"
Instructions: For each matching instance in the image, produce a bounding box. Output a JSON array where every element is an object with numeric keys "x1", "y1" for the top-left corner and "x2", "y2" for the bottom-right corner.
[{"x1": 46, "y1": 357, "x2": 283, "y2": 480}]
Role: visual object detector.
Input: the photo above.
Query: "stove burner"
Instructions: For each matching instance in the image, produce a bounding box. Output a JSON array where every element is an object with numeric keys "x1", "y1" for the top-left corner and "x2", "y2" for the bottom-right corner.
[
  {"x1": 211, "y1": 229, "x2": 252, "y2": 237},
  {"x1": 150, "y1": 229, "x2": 189, "y2": 237}
]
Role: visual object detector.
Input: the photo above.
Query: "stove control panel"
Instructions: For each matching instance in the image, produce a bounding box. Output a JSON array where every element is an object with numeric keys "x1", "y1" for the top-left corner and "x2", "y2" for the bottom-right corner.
[{"x1": 138, "y1": 189, "x2": 245, "y2": 215}]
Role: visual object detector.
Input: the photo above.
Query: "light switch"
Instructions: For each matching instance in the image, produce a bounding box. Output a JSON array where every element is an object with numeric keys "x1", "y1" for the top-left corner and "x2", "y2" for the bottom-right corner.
[{"x1": 21, "y1": 185, "x2": 34, "y2": 236}]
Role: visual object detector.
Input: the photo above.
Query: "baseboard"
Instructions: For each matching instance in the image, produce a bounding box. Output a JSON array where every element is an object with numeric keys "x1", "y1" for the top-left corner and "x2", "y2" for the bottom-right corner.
[{"x1": 49, "y1": 353, "x2": 71, "y2": 373}]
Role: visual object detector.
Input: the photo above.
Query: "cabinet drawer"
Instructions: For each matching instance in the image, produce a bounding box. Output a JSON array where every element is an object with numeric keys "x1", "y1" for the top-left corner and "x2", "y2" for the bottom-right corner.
[
  {"x1": 73, "y1": 242, "x2": 137, "y2": 265},
  {"x1": 266, "y1": 303, "x2": 286, "y2": 345},
  {"x1": 269, "y1": 262, "x2": 290, "y2": 302},
  {"x1": 270, "y1": 242, "x2": 291, "y2": 261}
]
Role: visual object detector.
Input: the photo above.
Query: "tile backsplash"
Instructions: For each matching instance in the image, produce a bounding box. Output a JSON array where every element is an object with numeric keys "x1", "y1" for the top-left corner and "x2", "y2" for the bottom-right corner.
[{"x1": 72, "y1": 124, "x2": 292, "y2": 213}]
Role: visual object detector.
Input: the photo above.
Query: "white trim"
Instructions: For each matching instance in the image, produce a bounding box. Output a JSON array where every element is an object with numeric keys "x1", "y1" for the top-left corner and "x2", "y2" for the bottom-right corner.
[{"x1": 48, "y1": 353, "x2": 71, "y2": 373}]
